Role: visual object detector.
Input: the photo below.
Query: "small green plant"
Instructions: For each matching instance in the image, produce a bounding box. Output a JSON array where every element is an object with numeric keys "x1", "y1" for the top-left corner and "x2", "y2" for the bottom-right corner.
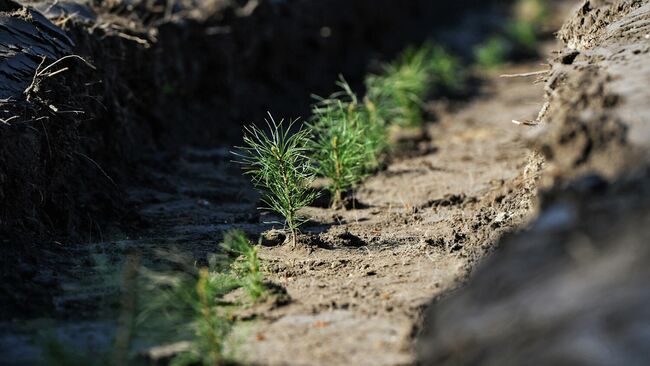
[
  {"x1": 365, "y1": 45, "x2": 431, "y2": 127},
  {"x1": 150, "y1": 268, "x2": 235, "y2": 366},
  {"x1": 359, "y1": 96, "x2": 390, "y2": 171},
  {"x1": 506, "y1": 19, "x2": 538, "y2": 52},
  {"x1": 475, "y1": 0, "x2": 548, "y2": 68},
  {"x1": 185, "y1": 268, "x2": 232, "y2": 366},
  {"x1": 309, "y1": 87, "x2": 369, "y2": 208},
  {"x1": 426, "y1": 44, "x2": 466, "y2": 94},
  {"x1": 137, "y1": 252, "x2": 241, "y2": 366},
  {"x1": 365, "y1": 43, "x2": 464, "y2": 127},
  {"x1": 219, "y1": 230, "x2": 267, "y2": 301},
  {"x1": 474, "y1": 36, "x2": 511, "y2": 69},
  {"x1": 508, "y1": 0, "x2": 548, "y2": 53},
  {"x1": 317, "y1": 78, "x2": 389, "y2": 171},
  {"x1": 235, "y1": 114, "x2": 318, "y2": 247}
]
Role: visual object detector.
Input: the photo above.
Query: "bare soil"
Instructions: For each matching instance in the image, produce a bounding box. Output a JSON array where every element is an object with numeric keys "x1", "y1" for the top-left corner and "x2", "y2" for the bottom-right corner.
[
  {"x1": 10, "y1": 0, "x2": 650, "y2": 365},
  {"x1": 52, "y1": 64, "x2": 545, "y2": 366},
  {"x1": 418, "y1": 1, "x2": 650, "y2": 364},
  {"x1": 0, "y1": 61, "x2": 549, "y2": 365},
  {"x1": 230, "y1": 68, "x2": 545, "y2": 365}
]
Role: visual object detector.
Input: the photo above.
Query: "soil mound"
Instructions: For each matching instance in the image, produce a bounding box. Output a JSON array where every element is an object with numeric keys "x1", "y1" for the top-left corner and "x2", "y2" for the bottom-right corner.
[{"x1": 418, "y1": 1, "x2": 650, "y2": 364}]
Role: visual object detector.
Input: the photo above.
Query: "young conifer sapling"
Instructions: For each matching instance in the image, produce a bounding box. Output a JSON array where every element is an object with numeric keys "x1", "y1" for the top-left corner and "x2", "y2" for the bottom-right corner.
[
  {"x1": 235, "y1": 113, "x2": 318, "y2": 247},
  {"x1": 309, "y1": 85, "x2": 368, "y2": 209}
]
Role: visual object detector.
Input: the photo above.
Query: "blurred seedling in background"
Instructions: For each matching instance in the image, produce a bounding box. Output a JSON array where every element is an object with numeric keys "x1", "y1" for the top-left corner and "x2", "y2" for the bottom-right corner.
[
  {"x1": 309, "y1": 80, "x2": 369, "y2": 208},
  {"x1": 234, "y1": 114, "x2": 318, "y2": 247},
  {"x1": 514, "y1": 0, "x2": 548, "y2": 26},
  {"x1": 474, "y1": 36, "x2": 511, "y2": 69},
  {"x1": 138, "y1": 230, "x2": 268, "y2": 365},
  {"x1": 425, "y1": 43, "x2": 467, "y2": 95},
  {"x1": 218, "y1": 230, "x2": 267, "y2": 302},
  {"x1": 329, "y1": 78, "x2": 390, "y2": 171},
  {"x1": 309, "y1": 45, "x2": 465, "y2": 208},
  {"x1": 366, "y1": 42, "x2": 465, "y2": 127},
  {"x1": 508, "y1": 0, "x2": 548, "y2": 52},
  {"x1": 365, "y1": 45, "x2": 432, "y2": 127},
  {"x1": 474, "y1": 0, "x2": 548, "y2": 68},
  {"x1": 137, "y1": 255, "x2": 235, "y2": 365}
]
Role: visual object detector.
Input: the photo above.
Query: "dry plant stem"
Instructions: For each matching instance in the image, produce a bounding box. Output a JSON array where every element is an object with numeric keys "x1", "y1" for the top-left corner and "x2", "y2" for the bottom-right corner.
[
  {"x1": 499, "y1": 69, "x2": 548, "y2": 78},
  {"x1": 291, "y1": 227, "x2": 297, "y2": 247},
  {"x1": 24, "y1": 55, "x2": 96, "y2": 98}
]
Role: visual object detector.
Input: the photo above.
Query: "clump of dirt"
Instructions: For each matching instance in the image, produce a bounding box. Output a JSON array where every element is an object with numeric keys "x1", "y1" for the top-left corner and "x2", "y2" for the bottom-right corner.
[
  {"x1": 418, "y1": 1, "x2": 650, "y2": 364},
  {"x1": 533, "y1": 0, "x2": 650, "y2": 183},
  {"x1": 418, "y1": 170, "x2": 650, "y2": 365},
  {"x1": 558, "y1": 0, "x2": 646, "y2": 50}
]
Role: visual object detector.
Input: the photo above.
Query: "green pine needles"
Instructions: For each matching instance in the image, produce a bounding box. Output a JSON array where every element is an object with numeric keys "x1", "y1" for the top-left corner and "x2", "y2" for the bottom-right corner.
[
  {"x1": 309, "y1": 85, "x2": 369, "y2": 208},
  {"x1": 366, "y1": 46, "x2": 431, "y2": 127},
  {"x1": 137, "y1": 230, "x2": 269, "y2": 365},
  {"x1": 137, "y1": 256, "x2": 238, "y2": 366},
  {"x1": 474, "y1": 0, "x2": 548, "y2": 68},
  {"x1": 366, "y1": 43, "x2": 464, "y2": 127},
  {"x1": 219, "y1": 230, "x2": 266, "y2": 301},
  {"x1": 236, "y1": 114, "x2": 318, "y2": 247},
  {"x1": 236, "y1": 43, "x2": 466, "y2": 230}
]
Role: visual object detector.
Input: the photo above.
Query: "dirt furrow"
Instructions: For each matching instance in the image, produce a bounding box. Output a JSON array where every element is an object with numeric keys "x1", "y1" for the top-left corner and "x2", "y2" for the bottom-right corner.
[{"x1": 221, "y1": 67, "x2": 545, "y2": 365}]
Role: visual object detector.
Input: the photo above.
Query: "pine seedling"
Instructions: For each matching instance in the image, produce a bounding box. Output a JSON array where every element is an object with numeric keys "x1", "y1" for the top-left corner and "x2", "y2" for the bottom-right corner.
[
  {"x1": 191, "y1": 268, "x2": 231, "y2": 366},
  {"x1": 426, "y1": 44, "x2": 466, "y2": 94},
  {"x1": 474, "y1": 36, "x2": 511, "y2": 69},
  {"x1": 366, "y1": 43, "x2": 465, "y2": 127},
  {"x1": 319, "y1": 77, "x2": 389, "y2": 171},
  {"x1": 137, "y1": 255, "x2": 239, "y2": 366},
  {"x1": 235, "y1": 114, "x2": 318, "y2": 247},
  {"x1": 309, "y1": 90, "x2": 368, "y2": 208},
  {"x1": 159, "y1": 268, "x2": 235, "y2": 366},
  {"x1": 339, "y1": 78, "x2": 390, "y2": 171},
  {"x1": 365, "y1": 45, "x2": 432, "y2": 127},
  {"x1": 219, "y1": 230, "x2": 266, "y2": 301},
  {"x1": 359, "y1": 96, "x2": 390, "y2": 171}
]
